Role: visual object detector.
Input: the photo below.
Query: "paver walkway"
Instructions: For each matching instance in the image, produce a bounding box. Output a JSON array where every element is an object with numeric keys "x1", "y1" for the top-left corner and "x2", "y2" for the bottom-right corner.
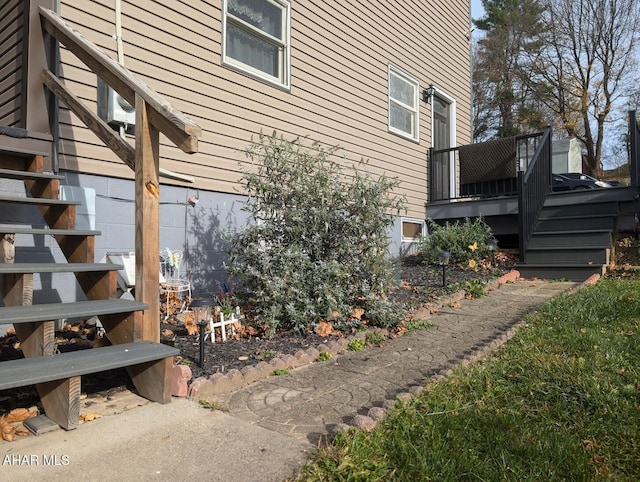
[
  {"x1": 0, "y1": 277, "x2": 580, "y2": 482},
  {"x1": 208, "y1": 278, "x2": 579, "y2": 445}
]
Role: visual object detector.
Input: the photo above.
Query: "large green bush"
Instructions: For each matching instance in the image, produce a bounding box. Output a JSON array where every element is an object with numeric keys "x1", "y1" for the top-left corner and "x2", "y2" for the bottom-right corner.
[
  {"x1": 419, "y1": 217, "x2": 494, "y2": 264},
  {"x1": 226, "y1": 133, "x2": 406, "y2": 336}
]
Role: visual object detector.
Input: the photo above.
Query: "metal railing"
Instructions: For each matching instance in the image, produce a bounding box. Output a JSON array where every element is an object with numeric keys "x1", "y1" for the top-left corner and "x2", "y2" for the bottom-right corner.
[
  {"x1": 428, "y1": 146, "x2": 457, "y2": 202},
  {"x1": 517, "y1": 127, "x2": 552, "y2": 262},
  {"x1": 630, "y1": 110, "x2": 640, "y2": 187},
  {"x1": 428, "y1": 132, "x2": 544, "y2": 203}
]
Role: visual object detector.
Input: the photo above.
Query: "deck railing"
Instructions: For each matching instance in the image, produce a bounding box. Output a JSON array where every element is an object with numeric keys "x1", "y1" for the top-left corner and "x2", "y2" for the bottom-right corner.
[
  {"x1": 517, "y1": 127, "x2": 552, "y2": 262},
  {"x1": 630, "y1": 110, "x2": 640, "y2": 187},
  {"x1": 39, "y1": 7, "x2": 201, "y2": 339},
  {"x1": 428, "y1": 132, "x2": 544, "y2": 203},
  {"x1": 428, "y1": 146, "x2": 457, "y2": 202}
]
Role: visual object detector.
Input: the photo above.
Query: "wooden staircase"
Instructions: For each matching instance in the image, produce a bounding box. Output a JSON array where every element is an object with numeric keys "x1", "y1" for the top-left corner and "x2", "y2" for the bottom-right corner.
[
  {"x1": 0, "y1": 147, "x2": 178, "y2": 430},
  {"x1": 517, "y1": 190, "x2": 638, "y2": 281}
]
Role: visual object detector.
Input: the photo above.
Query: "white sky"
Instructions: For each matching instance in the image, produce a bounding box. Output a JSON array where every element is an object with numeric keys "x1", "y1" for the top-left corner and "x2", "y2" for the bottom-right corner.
[{"x1": 471, "y1": 0, "x2": 485, "y2": 22}]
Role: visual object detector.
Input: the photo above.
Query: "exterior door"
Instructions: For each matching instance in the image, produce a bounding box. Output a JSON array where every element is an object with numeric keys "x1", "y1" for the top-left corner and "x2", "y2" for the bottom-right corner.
[{"x1": 431, "y1": 96, "x2": 453, "y2": 200}]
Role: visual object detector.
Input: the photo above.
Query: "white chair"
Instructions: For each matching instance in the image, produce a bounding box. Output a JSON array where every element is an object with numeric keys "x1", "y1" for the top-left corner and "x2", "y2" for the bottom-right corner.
[{"x1": 162, "y1": 248, "x2": 191, "y2": 318}]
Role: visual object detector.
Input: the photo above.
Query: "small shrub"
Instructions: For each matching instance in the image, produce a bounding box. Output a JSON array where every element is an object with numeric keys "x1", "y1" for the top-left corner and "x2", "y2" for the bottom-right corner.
[
  {"x1": 365, "y1": 331, "x2": 386, "y2": 346},
  {"x1": 226, "y1": 132, "x2": 406, "y2": 336},
  {"x1": 419, "y1": 217, "x2": 493, "y2": 265},
  {"x1": 317, "y1": 351, "x2": 332, "y2": 362},
  {"x1": 406, "y1": 320, "x2": 435, "y2": 332},
  {"x1": 462, "y1": 280, "x2": 486, "y2": 299},
  {"x1": 347, "y1": 339, "x2": 367, "y2": 352},
  {"x1": 256, "y1": 349, "x2": 277, "y2": 361},
  {"x1": 198, "y1": 399, "x2": 228, "y2": 412}
]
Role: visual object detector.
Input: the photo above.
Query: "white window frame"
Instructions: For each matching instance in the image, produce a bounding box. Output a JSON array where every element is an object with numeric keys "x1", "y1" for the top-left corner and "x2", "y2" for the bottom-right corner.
[
  {"x1": 222, "y1": 0, "x2": 291, "y2": 90},
  {"x1": 388, "y1": 65, "x2": 420, "y2": 142},
  {"x1": 401, "y1": 217, "x2": 426, "y2": 244}
]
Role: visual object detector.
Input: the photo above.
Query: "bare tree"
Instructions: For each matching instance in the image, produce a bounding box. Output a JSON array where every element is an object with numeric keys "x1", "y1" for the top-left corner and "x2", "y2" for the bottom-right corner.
[{"x1": 531, "y1": 0, "x2": 640, "y2": 176}]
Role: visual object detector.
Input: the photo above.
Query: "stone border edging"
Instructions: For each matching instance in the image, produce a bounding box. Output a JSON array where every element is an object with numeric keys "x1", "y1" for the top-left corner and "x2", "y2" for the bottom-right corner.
[
  {"x1": 334, "y1": 271, "x2": 601, "y2": 434},
  {"x1": 185, "y1": 270, "x2": 524, "y2": 402}
]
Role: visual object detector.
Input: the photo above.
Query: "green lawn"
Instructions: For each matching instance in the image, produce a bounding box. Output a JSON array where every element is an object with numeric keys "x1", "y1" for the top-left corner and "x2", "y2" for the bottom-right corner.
[{"x1": 294, "y1": 276, "x2": 640, "y2": 481}]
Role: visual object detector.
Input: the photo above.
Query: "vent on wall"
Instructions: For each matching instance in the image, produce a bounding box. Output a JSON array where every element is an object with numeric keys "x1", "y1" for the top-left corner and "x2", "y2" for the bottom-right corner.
[{"x1": 97, "y1": 78, "x2": 135, "y2": 127}]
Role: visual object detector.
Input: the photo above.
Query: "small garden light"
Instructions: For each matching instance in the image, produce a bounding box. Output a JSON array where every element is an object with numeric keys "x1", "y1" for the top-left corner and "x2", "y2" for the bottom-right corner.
[
  {"x1": 488, "y1": 237, "x2": 499, "y2": 266},
  {"x1": 189, "y1": 298, "x2": 215, "y2": 367},
  {"x1": 437, "y1": 250, "x2": 451, "y2": 287}
]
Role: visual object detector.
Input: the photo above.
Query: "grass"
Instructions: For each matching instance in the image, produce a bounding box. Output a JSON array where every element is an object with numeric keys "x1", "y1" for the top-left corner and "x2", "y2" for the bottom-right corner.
[{"x1": 294, "y1": 276, "x2": 640, "y2": 481}]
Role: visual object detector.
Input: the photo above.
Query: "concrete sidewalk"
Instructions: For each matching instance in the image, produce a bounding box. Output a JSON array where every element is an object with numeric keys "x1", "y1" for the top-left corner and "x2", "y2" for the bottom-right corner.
[{"x1": 0, "y1": 277, "x2": 580, "y2": 481}]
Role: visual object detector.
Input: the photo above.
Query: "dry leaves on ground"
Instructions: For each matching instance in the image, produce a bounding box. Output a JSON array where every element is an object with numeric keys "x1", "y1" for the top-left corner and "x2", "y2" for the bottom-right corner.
[{"x1": 1, "y1": 407, "x2": 37, "y2": 442}]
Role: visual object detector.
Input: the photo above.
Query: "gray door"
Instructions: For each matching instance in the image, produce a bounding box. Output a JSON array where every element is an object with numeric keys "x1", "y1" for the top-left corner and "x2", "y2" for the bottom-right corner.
[{"x1": 431, "y1": 96, "x2": 452, "y2": 200}]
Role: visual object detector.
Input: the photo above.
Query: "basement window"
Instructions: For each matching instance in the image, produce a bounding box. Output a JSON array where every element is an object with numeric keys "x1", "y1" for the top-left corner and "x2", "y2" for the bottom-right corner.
[
  {"x1": 401, "y1": 218, "x2": 426, "y2": 243},
  {"x1": 222, "y1": 0, "x2": 291, "y2": 89}
]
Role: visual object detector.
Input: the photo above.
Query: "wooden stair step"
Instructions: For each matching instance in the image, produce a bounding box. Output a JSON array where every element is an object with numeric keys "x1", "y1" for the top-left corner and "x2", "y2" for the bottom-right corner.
[
  {"x1": 0, "y1": 168, "x2": 64, "y2": 181},
  {"x1": 0, "y1": 341, "x2": 179, "y2": 391},
  {"x1": 0, "y1": 145, "x2": 49, "y2": 159},
  {"x1": 0, "y1": 299, "x2": 148, "y2": 324},
  {"x1": 0, "y1": 194, "x2": 79, "y2": 206},
  {"x1": 0, "y1": 226, "x2": 100, "y2": 236},
  {"x1": 0, "y1": 262, "x2": 122, "y2": 274}
]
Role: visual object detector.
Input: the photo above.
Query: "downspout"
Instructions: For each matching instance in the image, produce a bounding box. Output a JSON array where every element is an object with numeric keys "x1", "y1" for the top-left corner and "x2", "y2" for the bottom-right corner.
[
  {"x1": 114, "y1": 0, "x2": 127, "y2": 139},
  {"x1": 51, "y1": 0, "x2": 61, "y2": 174}
]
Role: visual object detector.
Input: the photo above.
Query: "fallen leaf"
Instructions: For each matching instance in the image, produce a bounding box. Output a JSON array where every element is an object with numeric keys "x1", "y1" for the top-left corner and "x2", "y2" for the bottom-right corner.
[
  {"x1": 80, "y1": 413, "x2": 103, "y2": 422},
  {"x1": 314, "y1": 320, "x2": 334, "y2": 337},
  {"x1": 161, "y1": 329, "x2": 175, "y2": 337},
  {"x1": 352, "y1": 308, "x2": 365, "y2": 320},
  {"x1": 184, "y1": 319, "x2": 199, "y2": 336},
  {"x1": 3, "y1": 408, "x2": 37, "y2": 423}
]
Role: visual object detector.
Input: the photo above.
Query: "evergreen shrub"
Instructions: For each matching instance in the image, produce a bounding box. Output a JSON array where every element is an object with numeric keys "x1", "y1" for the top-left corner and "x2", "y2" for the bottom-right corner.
[
  {"x1": 226, "y1": 133, "x2": 406, "y2": 336},
  {"x1": 419, "y1": 217, "x2": 493, "y2": 264}
]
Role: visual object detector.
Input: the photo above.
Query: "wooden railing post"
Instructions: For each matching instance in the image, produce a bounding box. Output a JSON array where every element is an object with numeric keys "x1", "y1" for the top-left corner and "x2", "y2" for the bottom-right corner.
[{"x1": 134, "y1": 94, "x2": 160, "y2": 342}]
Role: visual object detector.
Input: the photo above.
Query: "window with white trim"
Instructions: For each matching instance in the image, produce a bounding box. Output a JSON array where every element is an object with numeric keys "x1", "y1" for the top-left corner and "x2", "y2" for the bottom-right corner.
[
  {"x1": 222, "y1": 0, "x2": 291, "y2": 89},
  {"x1": 388, "y1": 65, "x2": 419, "y2": 141},
  {"x1": 401, "y1": 218, "x2": 426, "y2": 243}
]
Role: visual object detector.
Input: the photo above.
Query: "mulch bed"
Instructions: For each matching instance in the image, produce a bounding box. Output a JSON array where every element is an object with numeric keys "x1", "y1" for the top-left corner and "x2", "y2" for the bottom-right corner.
[{"x1": 158, "y1": 253, "x2": 517, "y2": 379}]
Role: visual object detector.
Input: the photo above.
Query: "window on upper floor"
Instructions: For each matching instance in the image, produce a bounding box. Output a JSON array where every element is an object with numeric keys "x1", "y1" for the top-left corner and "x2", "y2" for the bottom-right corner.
[
  {"x1": 388, "y1": 65, "x2": 419, "y2": 142},
  {"x1": 222, "y1": 0, "x2": 291, "y2": 89}
]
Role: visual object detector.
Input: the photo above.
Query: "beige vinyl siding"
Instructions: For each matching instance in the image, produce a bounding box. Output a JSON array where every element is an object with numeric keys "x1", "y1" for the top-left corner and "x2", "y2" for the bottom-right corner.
[
  {"x1": 57, "y1": 0, "x2": 470, "y2": 218},
  {"x1": 0, "y1": 0, "x2": 24, "y2": 127}
]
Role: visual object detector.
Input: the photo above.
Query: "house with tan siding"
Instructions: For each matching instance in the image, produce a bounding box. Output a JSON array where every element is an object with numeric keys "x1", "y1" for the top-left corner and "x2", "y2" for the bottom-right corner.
[{"x1": 1, "y1": 0, "x2": 472, "y2": 295}]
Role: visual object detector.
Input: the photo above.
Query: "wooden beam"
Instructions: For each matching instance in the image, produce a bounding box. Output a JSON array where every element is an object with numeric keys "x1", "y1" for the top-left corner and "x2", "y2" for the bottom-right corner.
[
  {"x1": 21, "y1": 1, "x2": 53, "y2": 135},
  {"x1": 37, "y1": 377, "x2": 81, "y2": 430},
  {"x1": 134, "y1": 94, "x2": 160, "y2": 342},
  {"x1": 42, "y1": 69, "x2": 135, "y2": 169},
  {"x1": 127, "y1": 357, "x2": 173, "y2": 404},
  {"x1": 39, "y1": 7, "x2": 201, "y2": 154}
]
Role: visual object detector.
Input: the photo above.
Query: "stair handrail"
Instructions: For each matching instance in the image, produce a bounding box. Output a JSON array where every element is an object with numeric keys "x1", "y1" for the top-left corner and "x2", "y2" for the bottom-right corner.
[
  {"x1": 37, "y1": 6, "x2": 202, "y2": 339},
  {"x1": 630, "y1": 110, "x2": 639, "y2": 187},
  {"x1": 517, "y1": 126, "x2": 552, "y2": 262}
]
